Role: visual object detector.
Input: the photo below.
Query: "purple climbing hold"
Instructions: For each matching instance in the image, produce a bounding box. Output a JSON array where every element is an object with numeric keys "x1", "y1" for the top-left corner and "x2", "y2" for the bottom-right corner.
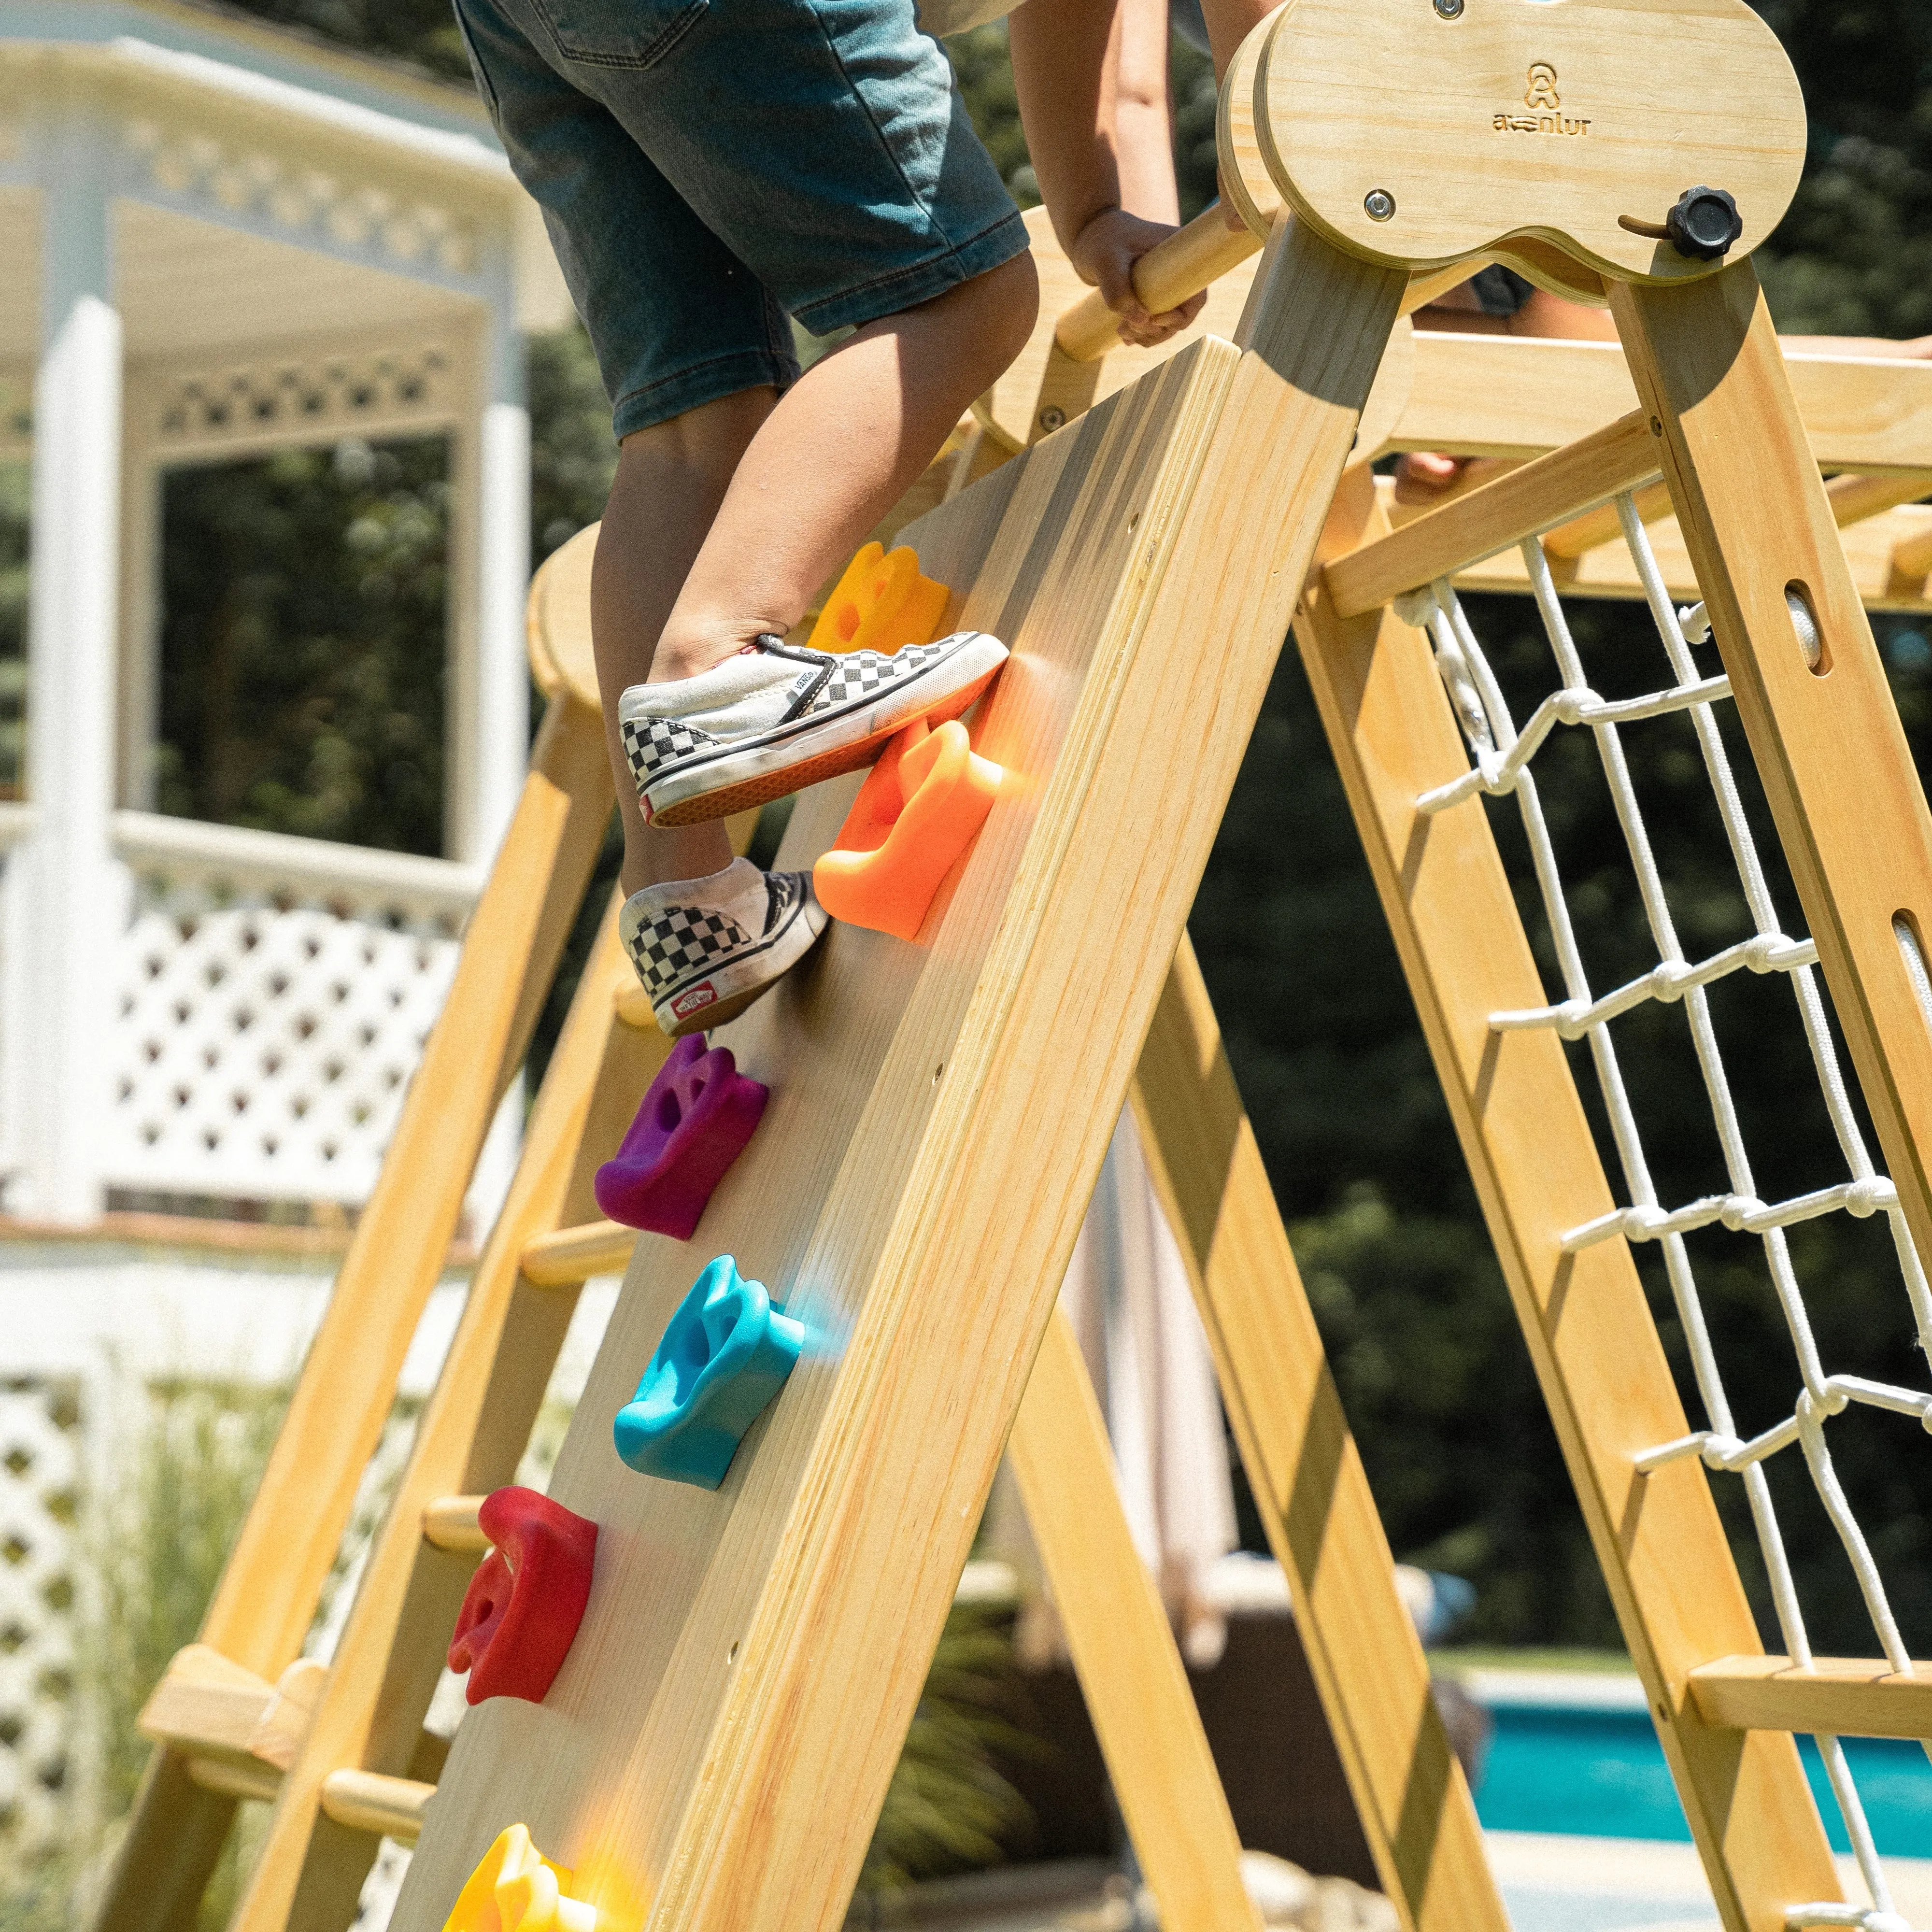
[{"x1": 594, "y1": 1034, "x2": 768, "y2": 1240}]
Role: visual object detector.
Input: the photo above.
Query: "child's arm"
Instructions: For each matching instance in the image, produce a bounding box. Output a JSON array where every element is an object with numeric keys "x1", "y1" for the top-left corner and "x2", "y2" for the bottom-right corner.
[{"x1": 1009, "y1": 0, "x2": 1207, "y2": 346}]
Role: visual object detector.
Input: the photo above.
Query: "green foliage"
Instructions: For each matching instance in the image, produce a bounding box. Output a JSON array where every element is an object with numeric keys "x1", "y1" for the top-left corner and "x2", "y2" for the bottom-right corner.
[
  {"x1": 0, "y1": 1382, "x2": 287, "y2": 1932},
  {"x1": 217, "y1": 0, "x2": 471, "y2": 80},
  {"x1": 529, "y1": 325, "x2": 620, "y2": 567},
  {"x1": 1752, "y1": 0, "x2": 1932, "y2": 336},
  {"x1": 157, "y1": 439, "x2": 450, "y2": 853}
]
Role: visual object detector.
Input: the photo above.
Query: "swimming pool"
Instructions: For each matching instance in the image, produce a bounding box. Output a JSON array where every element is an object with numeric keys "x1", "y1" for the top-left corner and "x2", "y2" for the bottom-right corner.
[{"x1": 1470, "y1": 1681, "x2": 1932, "y2": 1856}]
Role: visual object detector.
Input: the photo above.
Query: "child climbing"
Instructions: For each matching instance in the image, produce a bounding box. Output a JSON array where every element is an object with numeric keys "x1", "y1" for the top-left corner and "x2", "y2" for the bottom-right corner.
[{"x1": 452, "y1": 0, "x2": 1266, "y2": 1033}]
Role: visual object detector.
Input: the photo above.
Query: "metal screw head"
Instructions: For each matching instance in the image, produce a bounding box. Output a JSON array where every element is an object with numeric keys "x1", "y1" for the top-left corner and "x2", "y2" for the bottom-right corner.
[
  {"x1": 1433, "y1": 0, "x2": 1463, "y2": 16},
  {"x1": 1364, "y1": 189, "x2": 1396, "y2": 222},
  {"x1": 1038, "y1": 405, "x2": 1066, "y2": 433}
]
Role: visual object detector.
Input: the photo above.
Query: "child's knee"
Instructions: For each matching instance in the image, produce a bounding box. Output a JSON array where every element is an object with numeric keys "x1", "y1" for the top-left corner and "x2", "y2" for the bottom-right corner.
[{"x1": 975, "y1": 250, "x2": 1040, "y2": 358}]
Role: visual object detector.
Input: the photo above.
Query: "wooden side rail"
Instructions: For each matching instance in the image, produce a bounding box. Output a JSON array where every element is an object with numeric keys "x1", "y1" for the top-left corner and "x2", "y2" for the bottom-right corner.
[
  {"x1": 1326, "y1": 410, "x2": 1660, "y2": 617},
  {"x1": 1689, "y1": 1657, "x2": 1932, "y2": 1739}
]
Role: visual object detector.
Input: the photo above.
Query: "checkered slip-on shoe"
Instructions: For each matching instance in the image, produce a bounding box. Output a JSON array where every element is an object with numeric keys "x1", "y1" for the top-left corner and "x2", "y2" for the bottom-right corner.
[
  {"x1": 618, "y1": 630, "x2": 1007, "y2": 828},
  {"x1": 619, "y1": 858, "x2": 829, "y2": 1037}
]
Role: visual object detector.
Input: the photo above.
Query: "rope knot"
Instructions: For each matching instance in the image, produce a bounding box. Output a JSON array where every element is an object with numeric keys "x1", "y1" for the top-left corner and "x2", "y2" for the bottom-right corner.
[
  {"x1": 1719, "y1": 1195, "x2": 1763, "y2": 1233},
  {"x1": 1551, "y1": 686, "x2": 1603, "y2": 726},
  {"x1": 1844, "y1": 1176, "x2": 1895, "y2": 1218},
  {"x1": 1651, "y1": 961, "x2": 1695, "y2": 1003},
  {"x1": 1699, "y1": 1434, "x2": 1745, "y2": 1468}
]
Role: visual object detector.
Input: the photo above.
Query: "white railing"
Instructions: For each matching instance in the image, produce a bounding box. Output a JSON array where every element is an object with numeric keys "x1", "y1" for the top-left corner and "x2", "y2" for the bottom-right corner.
[{"x1": 107, "y1": 812, "x2": 484, "y2": 1208}]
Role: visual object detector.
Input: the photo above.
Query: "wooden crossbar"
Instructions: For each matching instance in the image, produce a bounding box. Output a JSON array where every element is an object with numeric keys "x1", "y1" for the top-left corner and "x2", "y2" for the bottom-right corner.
[
  {"x1": 1326, "y1": 410, "x2": 1659, "y2": 616},
  {"x1": 1689, "y1": 1658, "x2": 1932, "y2": 1739}
]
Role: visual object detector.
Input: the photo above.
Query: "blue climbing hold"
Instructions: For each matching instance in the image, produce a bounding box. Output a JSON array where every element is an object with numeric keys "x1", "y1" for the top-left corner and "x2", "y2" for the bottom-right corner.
[{"x1": 613, "y1": 1255, "x2": 805, "y2": 1490}]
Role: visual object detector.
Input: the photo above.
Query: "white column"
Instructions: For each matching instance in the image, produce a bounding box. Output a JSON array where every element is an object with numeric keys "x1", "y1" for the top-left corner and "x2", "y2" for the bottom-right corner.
[
  {"x1": 449, "y1": 292, "x2": 530, "y2": 867},
  {"x1": 14, "y1": 106, "x2": 121, "y2": 1222}
]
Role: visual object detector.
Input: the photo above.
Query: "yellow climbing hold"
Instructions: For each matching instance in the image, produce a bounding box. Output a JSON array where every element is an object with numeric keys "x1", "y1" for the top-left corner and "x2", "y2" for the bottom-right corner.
[
  {"x1": 441, "y1": 1822, "x2": 596, "y2": 1932},
  {"x1": 807, "y1": 541, "x2": 949, "y2": 655}
]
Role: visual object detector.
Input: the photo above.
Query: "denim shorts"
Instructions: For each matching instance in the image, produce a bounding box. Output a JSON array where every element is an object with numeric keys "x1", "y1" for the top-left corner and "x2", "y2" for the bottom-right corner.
[{"x1": 453, "y1": 0, "x2": 1029, "y2": 437}]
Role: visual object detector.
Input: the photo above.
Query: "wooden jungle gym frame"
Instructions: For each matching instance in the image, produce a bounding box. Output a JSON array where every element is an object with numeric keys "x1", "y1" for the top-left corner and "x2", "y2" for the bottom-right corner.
[{"x1": 94, "y1": 3, "x2": 1932, "y2": 1931}]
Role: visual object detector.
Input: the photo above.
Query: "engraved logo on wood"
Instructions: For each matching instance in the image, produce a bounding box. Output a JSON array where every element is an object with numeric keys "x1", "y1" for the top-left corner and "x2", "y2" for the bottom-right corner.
[{"x1": 1494, "y1": 62, "x2": 1591, "y2": 136}]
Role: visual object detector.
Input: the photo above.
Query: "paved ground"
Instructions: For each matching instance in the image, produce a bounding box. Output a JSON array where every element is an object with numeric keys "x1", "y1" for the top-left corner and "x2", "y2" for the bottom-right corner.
[{"x1": 1487, "y1": 1830, "x2": 1932, "y2": 1932}]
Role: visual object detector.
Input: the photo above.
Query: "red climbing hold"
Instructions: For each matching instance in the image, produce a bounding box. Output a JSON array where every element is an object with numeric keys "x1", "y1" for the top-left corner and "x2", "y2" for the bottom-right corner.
[
  {"x1": 594, "y1": 1033, "x2": 768, "y2": 1240},
  {"x1": 447, "y1": 1486, "x2": 598, "y2": 1706}
]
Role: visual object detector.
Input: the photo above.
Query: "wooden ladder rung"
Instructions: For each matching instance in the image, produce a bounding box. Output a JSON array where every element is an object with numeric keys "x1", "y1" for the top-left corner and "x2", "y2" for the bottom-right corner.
[
  {"x1": 422, "y1": 1494, "x2": 487, "y2": 1551},
  {"x1": 1688, "y1": 1654, "x2": 1932, "y2": 1739},
  {"x1": 319, "y1": 1768, "x2": 437, "y2": 1841},
  {"x1": 520, "y1": 1218, "x2": 637, "y2": 1287}
]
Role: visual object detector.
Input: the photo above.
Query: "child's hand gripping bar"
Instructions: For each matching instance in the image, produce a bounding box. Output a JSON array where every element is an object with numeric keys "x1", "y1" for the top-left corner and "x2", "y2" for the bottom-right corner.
[{"x1": 1052, "y1": 207, "x2": 1261, "y2": 366}]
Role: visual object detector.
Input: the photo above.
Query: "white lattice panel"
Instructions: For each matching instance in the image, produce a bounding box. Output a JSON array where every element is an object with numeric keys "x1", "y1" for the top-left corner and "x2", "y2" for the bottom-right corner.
[
  {"x1": 0, "y1": 1378, "x2": 82, "y2": 1863},
  {"x1": 109, "y1": 824, "x2": 478, "y2": 1208}
]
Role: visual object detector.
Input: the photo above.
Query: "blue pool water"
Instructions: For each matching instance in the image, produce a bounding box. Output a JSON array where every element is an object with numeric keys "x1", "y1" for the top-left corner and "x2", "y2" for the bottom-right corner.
[{"x1": 1475, "y1": 1701, "x2": 1932, "y2": 1855}]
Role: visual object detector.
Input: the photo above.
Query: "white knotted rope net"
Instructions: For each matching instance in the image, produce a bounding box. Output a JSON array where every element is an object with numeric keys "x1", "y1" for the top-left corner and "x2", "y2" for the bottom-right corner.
[{"x1": 1397, "y1": 493, "x2": 1931, "y2": 1932}]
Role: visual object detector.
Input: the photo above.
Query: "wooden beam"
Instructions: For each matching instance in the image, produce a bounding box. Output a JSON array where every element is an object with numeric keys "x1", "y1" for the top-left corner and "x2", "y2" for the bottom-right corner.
[
  {"x1": 1386, "y1": 333, "x2": 1932, "y2": 472},
  {"x1": 1009, "y1": 1309, "x2": 1260, "y2": 1932},
  {"x1": 1131, "y1": 941, "x2": 1507, "y2": 1932},
  {"x1": 1689, "y1": 1656, "x2": 1932, "y2": 1740},
  {"x1": 387, "y1": 225, "x2": 1406, "y2": 1932},
  {"x1": 1325, "y1": 411, "x2": 1659, "y2": 617},
  {"x1": 420, "y1": 1496, "x2": 488, "y2": 1552},
  {"x1": 1418, "y1": 486, "x2": 1932, "y2": 615},
  {"x1": 1541, "y1": 479, "x2": 1673, "y2": 562},
  {"x1": 319, "y1": 1770, "x2": 436, "y2": 1842},
  {"x1": 1615, "y1": 263, "x2": 1932, "y2": 1308},
  {"x1": 1825, "y1": 471, "x2": 1932, "y2": 529}
]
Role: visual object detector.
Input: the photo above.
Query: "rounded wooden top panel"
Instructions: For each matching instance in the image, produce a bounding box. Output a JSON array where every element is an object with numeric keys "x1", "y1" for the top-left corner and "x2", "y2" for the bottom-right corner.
[{"x1": 1256, "y1": 0, "x2": 1804, "y2": 286}]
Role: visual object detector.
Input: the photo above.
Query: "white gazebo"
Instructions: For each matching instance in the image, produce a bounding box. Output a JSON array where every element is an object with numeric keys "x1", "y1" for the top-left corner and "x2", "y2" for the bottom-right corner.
[
  {"x1": 0, "y1": 0, "x2": 573, "y2": 1225},
  {"x1": 0, "y1": 1, "x2": 579, "y2": 1872}
]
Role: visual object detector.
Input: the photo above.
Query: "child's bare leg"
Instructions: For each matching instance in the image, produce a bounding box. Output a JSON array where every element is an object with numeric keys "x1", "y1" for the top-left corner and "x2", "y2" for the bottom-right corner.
[
  {"x1": 650, "y1": 252, "x2": 1037, "y2": 685},
  {"x1": 591, "y1": 387, "x2": 775, "y2": 895}
]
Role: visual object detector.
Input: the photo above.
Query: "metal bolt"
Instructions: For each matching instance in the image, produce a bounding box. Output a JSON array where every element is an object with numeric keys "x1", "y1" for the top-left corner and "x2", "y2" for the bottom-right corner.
[
  {"x1": 1433, "y1": 0, "x2": 1463, "y2": 16},
  {"x1": 1038, "y1": 405, "x2": 1066, "y2": 433},
  {"x1": 1364, "y1": 189, "x2": 1396, "y2": 222}
]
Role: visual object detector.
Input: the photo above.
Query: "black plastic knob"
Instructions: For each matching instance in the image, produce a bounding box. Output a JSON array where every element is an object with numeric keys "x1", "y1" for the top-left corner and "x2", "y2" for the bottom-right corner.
[{"x1": 1666, "y1": 186, "x2": 1743, "y2": 262}]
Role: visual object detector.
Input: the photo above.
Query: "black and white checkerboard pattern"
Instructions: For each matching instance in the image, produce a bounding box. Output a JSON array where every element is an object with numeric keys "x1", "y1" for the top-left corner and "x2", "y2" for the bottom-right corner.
[
  {"x1": 806, "y1": 640, "x2": 952, "y2": 712},
  {"x1": 621, "y1": 713, "x2": 717, "y2": 789},
  {"x1": 624, "y1": 902, "x2": 751, "y2": 998}
]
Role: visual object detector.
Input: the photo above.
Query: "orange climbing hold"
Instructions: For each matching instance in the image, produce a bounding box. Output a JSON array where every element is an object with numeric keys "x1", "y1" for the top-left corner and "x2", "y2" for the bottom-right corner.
[
  {"x1": 807, "y1": 541, "x2": 950, "y2": 655},
  {"x1": 813, "y1": 717, "x2": 1002, "y2": 942},
  {"x1": 441, "y1": 1822, "x2": 594, "y2": 1932}
]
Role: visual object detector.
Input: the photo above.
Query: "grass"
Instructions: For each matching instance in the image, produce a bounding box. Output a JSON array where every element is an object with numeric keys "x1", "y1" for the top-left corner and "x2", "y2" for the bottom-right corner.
[{"x1": 1430, "y1": 1646, "x2": 1635, "y2": 1675}]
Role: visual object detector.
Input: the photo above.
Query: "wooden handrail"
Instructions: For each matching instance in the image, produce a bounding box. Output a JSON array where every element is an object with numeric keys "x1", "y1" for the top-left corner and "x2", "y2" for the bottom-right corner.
[
  {"x1": 1050, "y1": 207, "x2": 1521, "y2": 369},
  {"x1": 1053, "y1": 206, "x2": 1262, "y2": 364}
]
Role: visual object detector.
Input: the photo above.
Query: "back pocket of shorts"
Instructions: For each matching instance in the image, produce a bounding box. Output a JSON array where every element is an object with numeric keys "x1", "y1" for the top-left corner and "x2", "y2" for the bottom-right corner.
[{"x1": 532, "y1": 0, "x2": 709, "y2": 67}]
